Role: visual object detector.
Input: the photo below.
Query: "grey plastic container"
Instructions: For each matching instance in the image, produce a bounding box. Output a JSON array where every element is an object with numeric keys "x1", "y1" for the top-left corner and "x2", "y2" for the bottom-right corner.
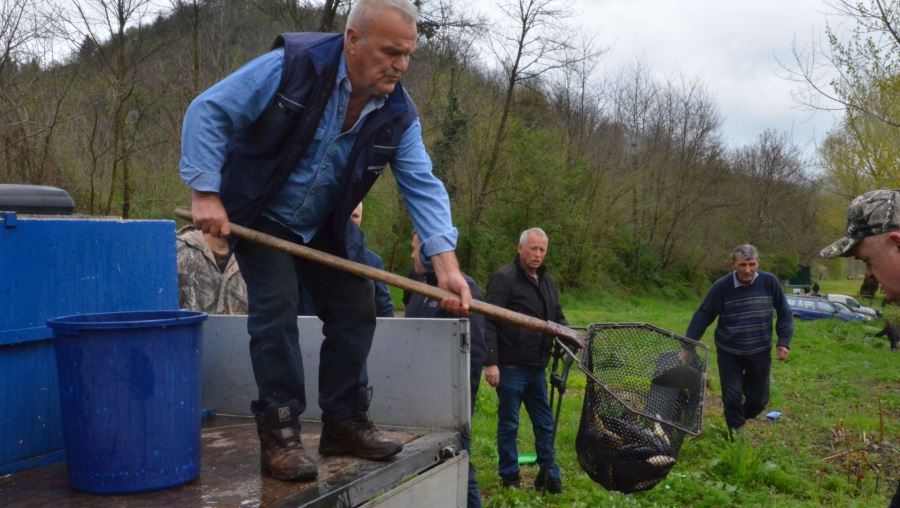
[{"x1": 0, "y1": 184, "x2": 74, "y2": 214}]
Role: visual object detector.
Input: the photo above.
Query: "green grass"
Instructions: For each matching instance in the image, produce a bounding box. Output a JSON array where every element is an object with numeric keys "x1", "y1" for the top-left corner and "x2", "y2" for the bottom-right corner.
[
  {"x1": 470, "y1": 283, "x2": 899, "y2": 507},
  {"x1": 816, "y1": 279, "x2": 864, "y2": 296}
]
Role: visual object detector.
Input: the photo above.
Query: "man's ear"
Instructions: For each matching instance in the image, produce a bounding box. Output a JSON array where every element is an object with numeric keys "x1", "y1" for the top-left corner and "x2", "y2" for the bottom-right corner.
[
  {"x1": 887, "y1": 230, "x2": 900, "y2": 250},
  {"x1": 345, "y1": 27, "x2": 361, "y2": 51}
]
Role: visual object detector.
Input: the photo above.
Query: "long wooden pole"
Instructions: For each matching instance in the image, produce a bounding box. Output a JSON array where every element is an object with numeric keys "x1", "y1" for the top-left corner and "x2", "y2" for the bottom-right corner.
[{"x1": 175, "y1": 207, "x2": 585, "y2": 350}]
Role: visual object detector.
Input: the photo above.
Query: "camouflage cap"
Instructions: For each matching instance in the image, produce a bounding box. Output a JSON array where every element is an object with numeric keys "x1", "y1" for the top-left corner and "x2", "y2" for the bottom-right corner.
[{"x1": 820, "y1": 189, "x2": 900, "y2": 258}]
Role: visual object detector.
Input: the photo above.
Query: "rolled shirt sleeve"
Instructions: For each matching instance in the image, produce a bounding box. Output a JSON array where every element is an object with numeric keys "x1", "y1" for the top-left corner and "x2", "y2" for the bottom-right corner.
[
  {"x1": 390, "y1": 118, "x2": 458, "y2": 256},
  {"x1": 179, "y1": 49, "x2": 285, "y2": 193}
]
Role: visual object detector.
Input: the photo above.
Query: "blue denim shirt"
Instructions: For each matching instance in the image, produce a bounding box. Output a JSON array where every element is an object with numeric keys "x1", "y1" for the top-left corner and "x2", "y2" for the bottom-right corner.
[{"x1": 180, "y1": 48, "x2": 458, "y2": 256}]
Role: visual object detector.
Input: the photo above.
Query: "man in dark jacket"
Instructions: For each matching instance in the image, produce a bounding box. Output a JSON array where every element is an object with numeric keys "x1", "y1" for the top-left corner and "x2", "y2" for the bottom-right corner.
[
  {"x1": 484, "y1": 227, "x2": 567, "y2": 494},
  {"x1": 179, "y1": 0, "x2": 472, "y2": 483},
  {"x1": 405, "y1": 231, "x2": 485, "y2": 508},
  {"x1": 299, "y1": 203, "x2": 394, "y2": 317},
  {"x1": 348, "y1": 203, "x2": 394, "y2": 317}
]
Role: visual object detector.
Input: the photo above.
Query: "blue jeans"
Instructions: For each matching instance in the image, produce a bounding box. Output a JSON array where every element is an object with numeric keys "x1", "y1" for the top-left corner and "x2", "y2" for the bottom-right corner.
[{"x1": 496, "y1": 365, "x2": 560, "y2": 480}]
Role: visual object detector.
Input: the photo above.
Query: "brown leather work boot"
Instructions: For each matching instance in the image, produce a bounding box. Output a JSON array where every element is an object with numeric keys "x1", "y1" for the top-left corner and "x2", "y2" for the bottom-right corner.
[
  {"x1": 319, "y1": 387, "x2": 403, "y2": 461},
  {"x1": 256, "y1": 400, "x2": 317, "y2": 481}
]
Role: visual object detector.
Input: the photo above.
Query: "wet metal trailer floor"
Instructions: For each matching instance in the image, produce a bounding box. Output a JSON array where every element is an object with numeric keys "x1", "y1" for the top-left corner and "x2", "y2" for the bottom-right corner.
[
  {"x1": 0, "y1": 419, "x2": 461, "y2": 507},
  {"x1": 1, "y1": 317, "x2": 473, "y2": 507}
]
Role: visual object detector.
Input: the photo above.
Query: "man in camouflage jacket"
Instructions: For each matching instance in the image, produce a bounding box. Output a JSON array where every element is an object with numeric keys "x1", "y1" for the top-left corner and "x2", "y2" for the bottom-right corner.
[
  {"x1": 177, "y1": 225, "x2": 248, "y2": 314},
  {"x1": 820, "y1": 188, "x2": 900, "y2": 507}
]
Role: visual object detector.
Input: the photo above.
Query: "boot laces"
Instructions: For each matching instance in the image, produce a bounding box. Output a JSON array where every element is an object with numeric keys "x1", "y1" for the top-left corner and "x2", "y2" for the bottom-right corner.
[{"x1": 283, "y1": 435, "x2": 304, "y2": 450}]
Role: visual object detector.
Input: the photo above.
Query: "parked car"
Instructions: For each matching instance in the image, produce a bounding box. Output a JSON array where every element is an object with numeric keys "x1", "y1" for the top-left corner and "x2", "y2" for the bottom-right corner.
[
  {"x1": 823, "y1": 293, "x2": 882, "y2": 319},
  {"x1": 831, "y1": 301, "x2": 874, "y2": 321},
  {"x1": 785, "y1": 295, "x2": 867, "y2": 321}
]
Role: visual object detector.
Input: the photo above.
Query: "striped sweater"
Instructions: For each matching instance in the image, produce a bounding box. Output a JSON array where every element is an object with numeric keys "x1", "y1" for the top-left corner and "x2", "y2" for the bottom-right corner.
[{"x1": 686, "y1": 270, "x2": 793, "y2": 355}]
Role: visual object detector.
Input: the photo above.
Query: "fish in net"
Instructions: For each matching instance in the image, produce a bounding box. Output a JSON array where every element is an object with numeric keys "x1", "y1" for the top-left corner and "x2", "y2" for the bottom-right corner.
[{"x1": 572, "y1": 324, "x2": 708, "y2": 493}]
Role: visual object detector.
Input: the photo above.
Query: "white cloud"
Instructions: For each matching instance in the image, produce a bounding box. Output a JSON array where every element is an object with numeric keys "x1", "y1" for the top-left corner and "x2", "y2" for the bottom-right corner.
[{"x1": 464, "y1": 0, "x2": 847, "y2": 157}]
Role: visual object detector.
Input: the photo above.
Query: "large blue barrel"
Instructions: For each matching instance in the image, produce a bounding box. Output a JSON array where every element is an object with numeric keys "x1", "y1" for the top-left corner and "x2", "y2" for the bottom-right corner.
[{"x1": 47, "y1": 310, "x2": 205, "y2": 494}]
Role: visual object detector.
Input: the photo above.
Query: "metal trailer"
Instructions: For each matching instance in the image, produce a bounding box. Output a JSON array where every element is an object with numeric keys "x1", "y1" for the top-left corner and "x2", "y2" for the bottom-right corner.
[{"x1": 1, "y1": 315, "x2": 474, "y2": 507}]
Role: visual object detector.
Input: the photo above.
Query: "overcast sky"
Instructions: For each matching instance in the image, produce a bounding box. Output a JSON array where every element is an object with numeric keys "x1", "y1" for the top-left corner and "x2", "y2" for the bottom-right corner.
[
  {"x1": 114, "y1": 0, "x2": 846, "y2": 160},
  {"x1": 466, "y1": 0, "x2": 847, "y2": 161}
]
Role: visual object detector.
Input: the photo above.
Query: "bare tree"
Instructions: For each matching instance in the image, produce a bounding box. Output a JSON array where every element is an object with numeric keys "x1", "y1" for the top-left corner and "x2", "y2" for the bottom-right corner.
[
  {"x1": 249, "y1": 0, "x2": 304, "y2": 30},
  {"x1": 547, "y1": 34, "x2": 605, "y2": 171},
  {"x1": 607, "y1": 66, "x2": 738, "y2": 279},
  {"x1": 317, "y1": 0, "x2": 349, "y2": 32},
  {"x1": 0, "y1": 0, "x2": 40, "y2": 181},
  {"x1": 249, "y1": 0, "x2": 347, "y2": 32},
  {"x1": 414, "y1": 0, "x2": 486, "y2": 190},
  {"x1": 0, "y1": 0, "x2": 74, "y2": 185},
  {"x1": 783, "y1": 0, "x2": 900, "y2": 128},
  {"x1": 732, "y1": 130, "x2": 806, "y2": 247},
  {"x1": 544, "y1": 35, "x2": 610, "y2": 282},
  {"x1": 780, "y1": 1, "x2": 900, "y2": 214},
  {"x1": 460, "y1": 0, "x2": 589, "y2": 265},
  {"x1": 0, "y1": 0, "x2": 39, "y2": 77},
  {"x1": 170, "y1": 0, "x2": 202, "y2": 94},
  {"x1": 56, "y1": 0, "x2": 169, "y2": 217}
]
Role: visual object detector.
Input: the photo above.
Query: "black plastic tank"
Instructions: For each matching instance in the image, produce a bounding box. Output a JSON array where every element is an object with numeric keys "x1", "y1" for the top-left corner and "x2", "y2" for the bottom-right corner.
[{"x1": 0, "y1": 184, "x2": 75, "y2": 214}]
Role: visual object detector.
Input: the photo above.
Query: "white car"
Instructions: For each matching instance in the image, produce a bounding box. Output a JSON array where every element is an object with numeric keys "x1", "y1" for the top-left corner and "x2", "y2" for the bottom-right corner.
[{"x1": 824, "y1": 294, "x2": 882, "y2": 320}]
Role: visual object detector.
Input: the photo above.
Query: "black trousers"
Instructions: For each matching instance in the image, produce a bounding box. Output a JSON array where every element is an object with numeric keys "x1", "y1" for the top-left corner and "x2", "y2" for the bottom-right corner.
[
  {"x1": 716, "y1": 348, "x2": 772, "y2": 429},
  {"x1": 235, "y1": 217, "x2": 376, "y2": 424}
]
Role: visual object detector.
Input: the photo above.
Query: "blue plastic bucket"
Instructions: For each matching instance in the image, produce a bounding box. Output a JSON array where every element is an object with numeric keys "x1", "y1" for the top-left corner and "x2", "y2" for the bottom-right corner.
[{"x1": 47, "y1": 310, "x2": 206, "y2": 494}]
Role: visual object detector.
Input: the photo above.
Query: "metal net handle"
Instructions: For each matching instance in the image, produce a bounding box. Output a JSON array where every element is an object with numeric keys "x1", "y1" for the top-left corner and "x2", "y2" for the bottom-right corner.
[{"x1": 555, "y1": 339, "x2": 703, "y2": 437}]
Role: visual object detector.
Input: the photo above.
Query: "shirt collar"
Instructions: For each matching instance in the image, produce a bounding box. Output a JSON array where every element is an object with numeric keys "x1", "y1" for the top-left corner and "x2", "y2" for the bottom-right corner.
[{"x1": 733, "y1": 271, "x2": 759, "y2": 288}]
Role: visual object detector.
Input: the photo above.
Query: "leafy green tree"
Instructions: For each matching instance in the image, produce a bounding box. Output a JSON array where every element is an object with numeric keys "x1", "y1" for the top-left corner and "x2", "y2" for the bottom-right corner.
[
  {"x1": 785, "y1": 0, "x2": 899, "y2": 197},
  {"x1": 58, "y1": 0, "x2": 171, "y2": 217},
  {"x1": 787, "y1": 0, "x2": 899, "y2": 128},
  {"x1": 460, "y1": 0, "x2": 584, "y2": 268}
]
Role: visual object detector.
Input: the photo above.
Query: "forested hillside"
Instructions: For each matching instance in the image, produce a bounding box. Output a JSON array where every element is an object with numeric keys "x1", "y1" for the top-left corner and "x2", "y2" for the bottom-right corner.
[{"x1": 2, "y1": 0, "x2": 898, "y2": 291}]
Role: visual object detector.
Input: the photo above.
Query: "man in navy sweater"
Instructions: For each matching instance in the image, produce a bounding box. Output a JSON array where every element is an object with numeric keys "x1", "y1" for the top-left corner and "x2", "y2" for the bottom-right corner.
[{"x1": 686, "y1": 244, "x2": 793, "y2": 435}]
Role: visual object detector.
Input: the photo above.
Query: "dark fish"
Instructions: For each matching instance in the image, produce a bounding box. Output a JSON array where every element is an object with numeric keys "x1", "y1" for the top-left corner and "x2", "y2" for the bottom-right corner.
[
  {"x1": 651, "y1": 365, "x2": 702, "y2": 396},
  {"x1": 577, "y1": 415, "x2": 677, "y2": 494},
  {"x1": 646, "y1": 455, "x2": 676, "y2": 467},
  {"x1": 599, "y1": 415, "x2": 674, "y2": 456}
]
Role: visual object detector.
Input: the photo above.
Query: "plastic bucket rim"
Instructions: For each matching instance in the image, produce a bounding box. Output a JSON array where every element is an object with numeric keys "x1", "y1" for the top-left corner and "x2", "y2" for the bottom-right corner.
[{"x1": 47, "y1": 310, "x2": 207, "y2": 333}]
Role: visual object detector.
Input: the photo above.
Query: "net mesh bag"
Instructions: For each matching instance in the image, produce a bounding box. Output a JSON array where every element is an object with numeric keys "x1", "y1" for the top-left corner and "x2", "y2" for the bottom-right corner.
[{"x1": 575, "y1": 323, "x2": 708, "y2": 493}]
